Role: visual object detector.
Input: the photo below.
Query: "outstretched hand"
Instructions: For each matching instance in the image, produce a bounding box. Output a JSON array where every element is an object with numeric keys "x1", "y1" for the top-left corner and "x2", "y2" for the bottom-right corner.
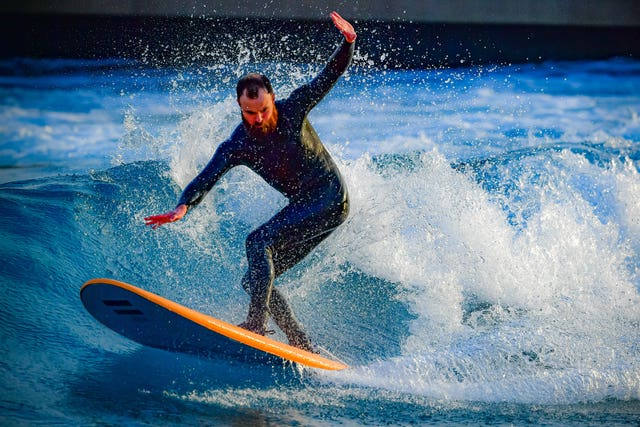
[
  {"x1": 144, "y1": 204, "x2": 187, "y2": 229},
  {"x1": 331, "y1": 11, "x2": 357, "y2": 43}
]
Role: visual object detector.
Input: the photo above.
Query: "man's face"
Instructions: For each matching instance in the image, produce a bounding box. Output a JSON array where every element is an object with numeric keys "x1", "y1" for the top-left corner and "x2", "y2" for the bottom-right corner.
[{"x1": 238, "y1": 88, "x2": 277, "y2": 138}]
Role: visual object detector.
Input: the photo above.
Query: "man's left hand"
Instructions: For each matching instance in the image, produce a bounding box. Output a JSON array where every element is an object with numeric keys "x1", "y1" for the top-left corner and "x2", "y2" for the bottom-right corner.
[{"x1": 331, "y1": 11, "x2": 357, "y2": 43}]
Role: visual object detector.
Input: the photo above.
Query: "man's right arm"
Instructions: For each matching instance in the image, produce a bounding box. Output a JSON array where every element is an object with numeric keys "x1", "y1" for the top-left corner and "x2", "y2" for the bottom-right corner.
[
  {"x1": 144, "y1": 137, "x2": 238, "y2": 229},
  {"x1": 178, "y1": 138, "x2": 239, "y2": 208}
]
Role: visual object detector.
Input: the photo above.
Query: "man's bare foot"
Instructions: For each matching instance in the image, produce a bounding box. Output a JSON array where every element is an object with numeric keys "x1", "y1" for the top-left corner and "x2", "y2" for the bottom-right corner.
[
  {"x1": 238, "y1": 321, "x2": 266, "y2": 336},
  {"x1": 288, "y1": 332, "x2": 318, "y2": 353}
]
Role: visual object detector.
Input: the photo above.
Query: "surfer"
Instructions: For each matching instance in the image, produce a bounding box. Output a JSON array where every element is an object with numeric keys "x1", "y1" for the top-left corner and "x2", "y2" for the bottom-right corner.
[{"x1": 144, "y1": 12, "x2": 356, "y2": 352}]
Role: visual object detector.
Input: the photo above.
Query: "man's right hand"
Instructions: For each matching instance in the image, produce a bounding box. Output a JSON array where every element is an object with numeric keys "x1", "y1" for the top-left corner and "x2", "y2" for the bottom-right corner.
[{"x1": 144, "y1": 204, "x2": 187, "y2": 229}]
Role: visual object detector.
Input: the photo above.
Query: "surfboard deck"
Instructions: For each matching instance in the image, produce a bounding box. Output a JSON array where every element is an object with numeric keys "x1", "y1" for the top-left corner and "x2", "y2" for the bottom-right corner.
[{"x1": 80, "y1": 278, "x2": 348, "y2": 371}]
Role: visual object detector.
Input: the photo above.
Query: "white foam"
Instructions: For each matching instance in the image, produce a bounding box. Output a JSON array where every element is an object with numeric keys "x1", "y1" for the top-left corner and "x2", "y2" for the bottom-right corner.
[
  {"x1": 316, "y1": 148, "x2": 640, "y2": 404},
  {"x1": 157, "y1": 61, "x2": 640, "y2": 404}
]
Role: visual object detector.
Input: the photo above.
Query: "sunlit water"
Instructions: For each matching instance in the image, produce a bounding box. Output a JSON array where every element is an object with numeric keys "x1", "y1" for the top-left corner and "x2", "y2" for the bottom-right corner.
[{"x1": 1, "y1": 51, "x2": 639, "y2": 425}]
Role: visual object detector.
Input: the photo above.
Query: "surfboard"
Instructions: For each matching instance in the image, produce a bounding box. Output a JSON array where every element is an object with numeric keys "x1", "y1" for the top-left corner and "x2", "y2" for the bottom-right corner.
[{"x1": 80, "y1": 278, "x2": 348, "y2": 370}]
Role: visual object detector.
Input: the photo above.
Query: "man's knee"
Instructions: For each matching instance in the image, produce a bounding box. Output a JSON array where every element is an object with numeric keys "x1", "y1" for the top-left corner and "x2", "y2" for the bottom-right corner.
[
  {"x1": 245, "y1": 227, "x2": 273, "y2": 256},
  {"x1": 241, "y1": 271, "x2": 251, "y2": 293},
  {"x1": 245, "y1": 228, "x2": 261, "y2": 252},
  {"x1": 244, "y1": 229, "x2": 276, "y2": 293},
  {"x1": 245, "y1": 228, "x2": 270, "y2": 260}
]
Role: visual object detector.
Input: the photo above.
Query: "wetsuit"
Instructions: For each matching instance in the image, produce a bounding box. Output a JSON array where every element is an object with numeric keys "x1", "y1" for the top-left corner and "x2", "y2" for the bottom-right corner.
[{"x1": 177, "y1": 39, "x2": 354, "y2": 348}]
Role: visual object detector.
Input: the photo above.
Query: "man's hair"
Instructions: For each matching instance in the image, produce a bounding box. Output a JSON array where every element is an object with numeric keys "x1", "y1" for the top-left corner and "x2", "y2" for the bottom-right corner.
[{"x1": 236, "y1": 73, "x2": 274, "y2": 100}]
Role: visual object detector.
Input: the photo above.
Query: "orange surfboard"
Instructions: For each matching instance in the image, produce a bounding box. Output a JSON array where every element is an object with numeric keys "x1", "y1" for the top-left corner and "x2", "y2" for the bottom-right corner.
[{"x1": 80, "y1": 278, "x2": 348, "y2": 370}]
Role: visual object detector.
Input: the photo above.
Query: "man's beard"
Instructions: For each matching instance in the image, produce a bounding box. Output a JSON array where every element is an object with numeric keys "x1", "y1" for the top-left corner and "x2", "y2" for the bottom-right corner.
[{"x1": 243, "y1": 108, "x2": 278, "y2": 139}]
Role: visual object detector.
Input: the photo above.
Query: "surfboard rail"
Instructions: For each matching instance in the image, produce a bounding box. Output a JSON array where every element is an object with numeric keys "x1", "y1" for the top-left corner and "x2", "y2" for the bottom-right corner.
[{"x1": 81, "y1": 278, "x2": 348, "y2": 371}]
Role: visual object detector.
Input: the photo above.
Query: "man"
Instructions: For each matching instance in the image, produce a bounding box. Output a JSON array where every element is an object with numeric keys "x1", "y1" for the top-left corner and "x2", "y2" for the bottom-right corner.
[{"x1": 144, "y1": 12, "x2": 356, "y2": 352}]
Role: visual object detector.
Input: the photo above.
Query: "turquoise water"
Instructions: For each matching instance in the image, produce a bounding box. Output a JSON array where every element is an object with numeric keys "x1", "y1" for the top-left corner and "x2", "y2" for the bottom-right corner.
[{"x1": 1, "y1": 54, "x2": 639, "y2": 425}]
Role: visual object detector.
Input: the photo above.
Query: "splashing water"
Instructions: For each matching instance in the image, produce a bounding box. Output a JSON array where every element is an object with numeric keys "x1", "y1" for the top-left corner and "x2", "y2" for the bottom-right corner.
[{"x1": 1, "y1": 45, "x2": 639, "y2": 425}]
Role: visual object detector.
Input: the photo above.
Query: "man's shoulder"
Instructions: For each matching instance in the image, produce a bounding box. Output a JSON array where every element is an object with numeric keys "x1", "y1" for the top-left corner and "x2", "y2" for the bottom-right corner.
[
  {"x1": 222, "y1": 123, "x2": 250, "y2": 146},
  {"x1": 213, "y1": 124, "x2": 247, "y2": 156},
  {"x1": 275, "y1": 98, "x2": 292, "y2": 113},
  {"x1": 229, "y1": 122, "x2": 247, "y2": 139},
  {"x1": 277, "y1": 91, "x2": 306, "y2": 119}
]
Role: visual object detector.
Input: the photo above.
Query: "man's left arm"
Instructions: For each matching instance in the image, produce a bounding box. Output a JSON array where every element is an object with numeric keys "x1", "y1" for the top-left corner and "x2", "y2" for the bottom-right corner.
[{"x1": 289, "y1": 12, "x2": 357, "y2": 113}]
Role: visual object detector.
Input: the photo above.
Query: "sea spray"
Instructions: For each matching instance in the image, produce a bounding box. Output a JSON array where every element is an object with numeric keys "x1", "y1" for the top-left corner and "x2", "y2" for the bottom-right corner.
[
  {"x1": 319, "y1": 147, "x2": 640, "y2": 404},
  {"x1": 153, "y1": 69, "x2": 640, "y2": 403}
]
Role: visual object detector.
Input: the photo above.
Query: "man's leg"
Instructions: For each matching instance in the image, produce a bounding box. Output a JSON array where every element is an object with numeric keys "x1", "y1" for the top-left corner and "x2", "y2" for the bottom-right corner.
[
  {"x1": 241, "y1": 267, "x2": 312, "y2": 349},
  {"x1": 239, "y1": 232, "x2": 274, "y2": 336},
  {"x1": 267, "y1": 287, "x2": 313, "y2": 350},
  {"x1": 240, "y1": 202, "x2": 344, "y2": 350}
]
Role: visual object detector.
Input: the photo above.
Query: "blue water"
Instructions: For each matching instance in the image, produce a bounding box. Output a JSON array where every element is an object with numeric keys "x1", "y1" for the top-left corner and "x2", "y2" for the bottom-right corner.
[{"x1": 1, "y1": 52, "x2": 640, "y2": 426}]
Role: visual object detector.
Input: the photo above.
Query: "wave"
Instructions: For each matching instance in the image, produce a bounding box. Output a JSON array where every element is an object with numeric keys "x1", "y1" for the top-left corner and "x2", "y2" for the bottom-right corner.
[{"x1": 2, "y1": 140, "x2": 639, "y2": 407}]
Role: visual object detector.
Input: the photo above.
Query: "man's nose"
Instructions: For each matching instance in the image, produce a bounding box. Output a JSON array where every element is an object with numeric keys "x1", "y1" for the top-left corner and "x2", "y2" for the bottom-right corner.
[{"x1": 255, "y1": 113, "x2": 263, "y2": 123}]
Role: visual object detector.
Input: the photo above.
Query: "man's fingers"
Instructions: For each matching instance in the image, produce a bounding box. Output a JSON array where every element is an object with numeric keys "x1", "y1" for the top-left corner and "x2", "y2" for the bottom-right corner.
[
  {"x1": 331, "y1": 11, "x2": 345, "y2": 27},
  {"x1": 330, "y1": 11, "x2": 356, "y2": 43},
  {"x1": 144, "y1": 215, "x2": 164, "y2": 227}
]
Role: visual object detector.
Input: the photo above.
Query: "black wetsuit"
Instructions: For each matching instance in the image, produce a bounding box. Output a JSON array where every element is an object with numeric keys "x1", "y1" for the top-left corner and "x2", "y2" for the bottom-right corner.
[{"x1": 177, "y1": 39, "x2": 354, "y2": 348}]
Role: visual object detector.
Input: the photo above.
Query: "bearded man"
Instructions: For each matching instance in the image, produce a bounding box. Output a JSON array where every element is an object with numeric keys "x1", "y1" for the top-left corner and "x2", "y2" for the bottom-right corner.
[{"x1": 144, "y1": 12, "x2": 356, "y2": 351}]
